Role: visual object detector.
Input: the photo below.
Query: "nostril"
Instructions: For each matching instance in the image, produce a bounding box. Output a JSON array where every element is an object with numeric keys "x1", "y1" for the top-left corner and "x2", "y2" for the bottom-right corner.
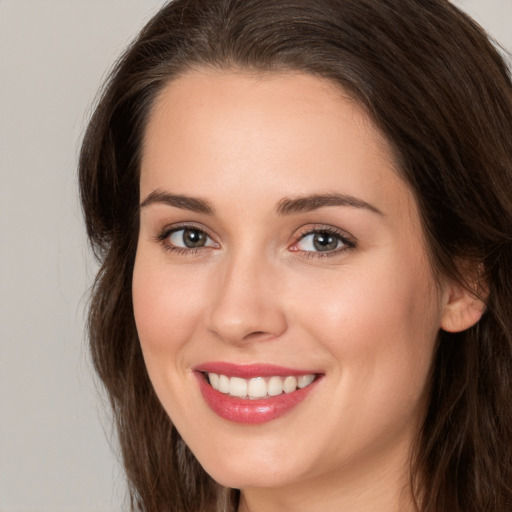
[
  {"x1": 207, "y1": 287, "x2": 288, "y2": 344},
  {"x1": 243, "y1": 331, "x2": 272, "y2": 341}
]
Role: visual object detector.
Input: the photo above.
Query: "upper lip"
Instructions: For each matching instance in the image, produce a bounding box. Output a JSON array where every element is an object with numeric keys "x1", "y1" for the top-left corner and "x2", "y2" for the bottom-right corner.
[{"x1": 193, "y1": 362, "x2": 321, "y2": 378}]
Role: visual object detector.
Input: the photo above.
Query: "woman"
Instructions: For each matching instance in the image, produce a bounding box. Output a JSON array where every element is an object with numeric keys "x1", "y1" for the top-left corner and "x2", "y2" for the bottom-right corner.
[{"x1": 79, "y1": 0, "x2": 512, "y2": 511}]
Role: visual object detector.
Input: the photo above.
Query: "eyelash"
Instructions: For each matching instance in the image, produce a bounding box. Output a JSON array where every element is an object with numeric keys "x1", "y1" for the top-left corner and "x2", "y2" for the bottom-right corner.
[
  {"x1": 155, "y1": 224, "x2": 356, "y2": 258},
  {"x1": 293, "y1": 226, "x2": 356, "y2": 258},
  {"x1": 155, "y1": 224, "x2": 216, "y2": 256}
]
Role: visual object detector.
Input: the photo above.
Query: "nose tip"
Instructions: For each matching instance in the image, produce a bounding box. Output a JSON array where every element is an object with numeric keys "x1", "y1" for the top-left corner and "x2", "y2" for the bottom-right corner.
[
  {"x1": 209, "y1": 309, "x2": 287, "y2": 344},
  {"x1": 206, "y1": 261, "x2": 287, "y2": 345}
]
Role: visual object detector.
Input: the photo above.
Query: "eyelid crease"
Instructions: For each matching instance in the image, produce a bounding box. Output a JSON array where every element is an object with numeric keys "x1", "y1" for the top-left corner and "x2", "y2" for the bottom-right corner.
[
  {"x1": 154, "y1": 223, "x2": 219, "y2": 252},
  {"x1": 155, "y1": 221, "x2": 215, "y2": 239},
  {"x1": 289, "y1": 225, "x2": 357, "y2": 258},
  {"x1": 294, "y1": 224, "x2": 357, "y2": 244},
  {"x1": 154, "y1": 222, "x2": 357, "y2": 259}
]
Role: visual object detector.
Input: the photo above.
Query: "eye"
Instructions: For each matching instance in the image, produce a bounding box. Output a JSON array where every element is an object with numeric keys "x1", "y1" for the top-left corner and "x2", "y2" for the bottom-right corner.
[
  {"x1": 169, "y1": 228, "x2": 214, "y2": 248},
  {"x1": 297, "y1": 231, "x2": 341, "y2": 252},
  {"x1": 158, "y1": 226, "x2": 219, "y2": 253},
  {"x1": 291, "y1": 227, "x2": 355, "y2": 256}
]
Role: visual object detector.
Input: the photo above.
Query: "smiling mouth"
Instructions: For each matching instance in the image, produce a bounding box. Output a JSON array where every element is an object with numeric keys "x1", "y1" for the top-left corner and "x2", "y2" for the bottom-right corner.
[
  {"x1": 196, "y1": 365, "x2": 322, "y2": 423},
  {"x1": 205, "y1": 372, "x2": 317, "y2": 399}
]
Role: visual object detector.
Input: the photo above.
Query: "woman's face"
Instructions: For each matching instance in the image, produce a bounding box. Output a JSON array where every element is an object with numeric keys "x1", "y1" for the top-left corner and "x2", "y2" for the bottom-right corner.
[{"x1": 133, "y1": 70, "x2": 449, "y2": 499}]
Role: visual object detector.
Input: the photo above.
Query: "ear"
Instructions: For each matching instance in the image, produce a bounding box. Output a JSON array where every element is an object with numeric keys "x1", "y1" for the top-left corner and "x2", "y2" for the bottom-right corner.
[{"x1": 440, "y1": 276, "x2": 487, "y2": 333}]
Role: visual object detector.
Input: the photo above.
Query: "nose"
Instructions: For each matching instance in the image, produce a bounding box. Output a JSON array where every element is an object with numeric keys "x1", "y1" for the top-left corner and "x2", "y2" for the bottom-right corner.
[{"x1": 206, "y1": 252, "x2": 288, "y2": 345}]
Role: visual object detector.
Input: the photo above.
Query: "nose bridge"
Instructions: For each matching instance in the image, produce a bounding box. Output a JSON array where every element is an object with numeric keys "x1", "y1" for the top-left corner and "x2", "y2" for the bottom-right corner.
[{"x1": 207, "y1": 244, "x2": 287, "y2": 344}]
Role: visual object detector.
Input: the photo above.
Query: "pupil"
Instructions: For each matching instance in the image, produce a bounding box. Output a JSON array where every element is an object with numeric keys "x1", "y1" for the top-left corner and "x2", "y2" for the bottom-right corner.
[
  {"x1": 313, "y1": 232, "x2": 338, "y2": 251},
  {"x1": 183, "y1": 229, "x2": 206, "y2": 248}
]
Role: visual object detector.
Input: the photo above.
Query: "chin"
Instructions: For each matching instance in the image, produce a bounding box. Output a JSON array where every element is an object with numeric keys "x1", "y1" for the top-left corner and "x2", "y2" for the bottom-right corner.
[
  {"x1": 196, "y1": 447, "x2": 305, "y2": 490},
  {"x1": 208, "y1": 467, "x2": 294, "y2": 490}
]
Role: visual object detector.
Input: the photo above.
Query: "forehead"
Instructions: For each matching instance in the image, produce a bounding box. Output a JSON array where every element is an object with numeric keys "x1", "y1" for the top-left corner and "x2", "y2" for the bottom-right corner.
[{"x1": 140, "y1": 69, "x2": 413, "y2": 220}]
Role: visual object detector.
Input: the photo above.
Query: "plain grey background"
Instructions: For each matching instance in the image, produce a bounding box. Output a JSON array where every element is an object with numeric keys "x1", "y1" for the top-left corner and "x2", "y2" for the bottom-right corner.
[{"x1": 0, "y1": 1, "x2": 510, "y2": 511}]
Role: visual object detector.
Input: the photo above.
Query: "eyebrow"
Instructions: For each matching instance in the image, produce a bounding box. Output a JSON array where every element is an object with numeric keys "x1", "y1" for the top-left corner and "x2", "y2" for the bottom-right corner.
[
  {"x1": 140, "y1": 190, "x2": 382, "y2": 217},
  {"x1": 276, "y1": 193, "x2": 382, "y2": 216},
  {"x1": 140, "y1": 190, "x2": 215, "y2": 214}
]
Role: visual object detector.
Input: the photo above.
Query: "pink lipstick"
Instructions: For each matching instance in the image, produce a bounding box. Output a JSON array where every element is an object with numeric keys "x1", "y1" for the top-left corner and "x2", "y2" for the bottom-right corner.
[{"x1": 194, "y1": 363, "x2": 322, "y2": 424}]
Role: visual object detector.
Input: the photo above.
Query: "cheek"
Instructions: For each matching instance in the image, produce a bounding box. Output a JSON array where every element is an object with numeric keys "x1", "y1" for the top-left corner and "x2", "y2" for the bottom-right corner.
[
  {"x1": 294, "y1": 261, "x2": 439, "y2": 347},
  {"x1": 131, "y1": 250, "x2": 208, "y2": 379},
  {"x1": 131, "y1": 251, "x2": 217, "y2": 438},
  {"x1": 289, "y1": 255, "x2": 442, "y2": 414}
]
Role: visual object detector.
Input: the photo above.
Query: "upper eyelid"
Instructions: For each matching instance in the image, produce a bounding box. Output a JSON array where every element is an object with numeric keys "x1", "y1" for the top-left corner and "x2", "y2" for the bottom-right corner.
[
  {"x1": 154, "y1": 223, "x2": 217, "y2": 249},
  {"x1": 294, "y1": 224, "x2": 356, "y2": 242},
  {"x1": 291, "y1": 225, "x2": 357, "y2": 255},
  {"x1": 156, "y1": 224, "x2": 219, "y2": 253},
  {"x1": 158, "y1": 222, "x2": 215, "y2": 239},
  {"x1": 155, "y1": 222, "x2": 356, "y2": 249}
]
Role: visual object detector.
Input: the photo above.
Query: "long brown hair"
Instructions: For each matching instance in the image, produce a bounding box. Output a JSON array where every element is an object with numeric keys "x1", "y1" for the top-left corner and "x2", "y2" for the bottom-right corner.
[{"x1": 79, "y1": 1, "x2": 512, "y2": 510}]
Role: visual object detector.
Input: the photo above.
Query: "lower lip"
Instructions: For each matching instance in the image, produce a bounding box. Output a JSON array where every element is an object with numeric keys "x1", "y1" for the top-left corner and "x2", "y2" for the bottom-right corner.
[{"x1": 196, "y1": 373, "x2": 319, "y2": 424}]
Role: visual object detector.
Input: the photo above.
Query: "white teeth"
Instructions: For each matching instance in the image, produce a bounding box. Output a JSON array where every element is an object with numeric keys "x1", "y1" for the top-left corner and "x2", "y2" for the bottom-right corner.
[
  {"x1": 283, "y1": 376, "x2": 297, "y2": 393},
  {"x1": 298, "y1": 374, "x2": 315, "y2": 389},
  {"x1": 208, "y1": 373, "x2": 219, "y2": 390},
  {"x1": 218, "y1": 374, "x2": 230, "y2": 393},
  {"x1": 267, "y1": 376, "x2": 283, "y2": 396},
  {"x1": 207, "y1": 372, "x2": 316, "y2": 399},
  {"x1": 229, "y1": 377, "x2": 247, "y2": 397},
  {"x1": 248, "y1": 377, "x2": 267, "y2": 398}
]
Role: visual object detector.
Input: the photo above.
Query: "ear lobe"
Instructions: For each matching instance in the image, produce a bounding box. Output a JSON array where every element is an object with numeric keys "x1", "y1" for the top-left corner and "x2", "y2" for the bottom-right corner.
[{"x1": 440, "y1": 282, "x2": 487, "y2": 333}]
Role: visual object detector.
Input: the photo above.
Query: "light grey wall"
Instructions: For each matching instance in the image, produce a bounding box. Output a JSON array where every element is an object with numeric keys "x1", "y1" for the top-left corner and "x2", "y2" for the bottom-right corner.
[
  {"x1": 0, "y1": 2, "x2": 166, "y2": 511},
  {"x1": 0, "y1": 1, "x2": 510, "y2": 511}
]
